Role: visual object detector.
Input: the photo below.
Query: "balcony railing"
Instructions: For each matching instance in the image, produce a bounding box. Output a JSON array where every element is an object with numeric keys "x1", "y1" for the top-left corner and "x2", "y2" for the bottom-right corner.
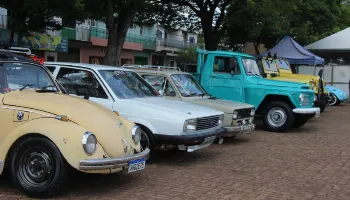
[
  {"x1": 0, "y1": 14, "x2": 7, "y2": 29},
  {"x1": 159, "y1": 38, "x2": 197, "y2": 50}
]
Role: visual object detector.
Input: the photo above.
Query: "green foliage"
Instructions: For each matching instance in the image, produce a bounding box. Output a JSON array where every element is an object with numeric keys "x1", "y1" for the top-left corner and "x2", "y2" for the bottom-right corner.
[
  {"x1": 176, "y1": 47, "x2": 197, "y2": 68},
  {"x1": 225, "y1": 0, "x2": 350, "y2": 53}
]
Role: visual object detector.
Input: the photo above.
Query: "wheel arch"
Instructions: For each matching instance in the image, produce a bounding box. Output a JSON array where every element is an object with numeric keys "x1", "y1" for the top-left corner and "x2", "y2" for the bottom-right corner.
[{"x1": 256, "y1": 94, "x2": 295, "y2": 115}]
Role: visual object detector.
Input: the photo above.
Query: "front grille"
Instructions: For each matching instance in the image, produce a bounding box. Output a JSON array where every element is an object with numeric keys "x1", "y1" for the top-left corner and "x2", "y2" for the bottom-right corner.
[
  {"x1": 237, "y1": 109, "x2": 251, "y2": 119},
  {"x1": 197, "y1": 115, "x2": 220, "y2": 130}
]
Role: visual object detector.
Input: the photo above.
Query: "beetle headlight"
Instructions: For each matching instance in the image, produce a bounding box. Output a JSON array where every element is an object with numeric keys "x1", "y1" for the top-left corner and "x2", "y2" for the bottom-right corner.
[
  {"x1": 233, "y1": 111, "x2": 238, "y2": 119},
  {"x1": 184, "y1": 119, "x2": 197, "y2": 132},
  {"x1": 250, "y1": 108, "x2": 255, "y2": 116},
  {"x1": 218, "y1": 114, "x2": 224, "y2": 125},
  {"x1": 82, "y1": 132, "x2": 97, "y2": 155},
  {"x1": 132, "y1": 125, "x2": 141, "y2": 144}
]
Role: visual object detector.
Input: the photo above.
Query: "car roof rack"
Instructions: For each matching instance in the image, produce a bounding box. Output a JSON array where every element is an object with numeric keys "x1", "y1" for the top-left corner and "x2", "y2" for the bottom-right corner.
[
  {"x1": 122, "y1": 64, "x2": 181, "y2": 71},
  {"x1": 0, "y1": 46, "x2": 35, "y2": 56}
]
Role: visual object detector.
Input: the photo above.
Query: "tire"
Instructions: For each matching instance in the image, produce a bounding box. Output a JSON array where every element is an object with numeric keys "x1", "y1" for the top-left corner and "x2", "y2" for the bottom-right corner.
[
  {"x1": 9, "y1": 136, "x2": 69, "y2": 198},
  {"x1": 329, "y1": 93, "x2": 339, "y2": 106},
  {"x1": 293, "y1": 114, "x2": 314, "y2": 128},
  {"x1": 262, "y1": 101, "x2": 294, "y2": 132},
  {"x1": 138, "y1": 125, "x2": 157, "y2": 160}
]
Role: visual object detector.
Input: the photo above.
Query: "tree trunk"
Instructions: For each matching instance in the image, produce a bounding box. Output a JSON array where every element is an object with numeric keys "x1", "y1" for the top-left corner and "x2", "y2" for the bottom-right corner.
[
  {"x1": 103, "y1": 0, "x2": 136, "y2": 66},
  {"x1": 201, "y1": 23, "x2": 219, "y2": 51},
  {"x1": 253, "y1": 42, "x2": 260, "y2": 55}
]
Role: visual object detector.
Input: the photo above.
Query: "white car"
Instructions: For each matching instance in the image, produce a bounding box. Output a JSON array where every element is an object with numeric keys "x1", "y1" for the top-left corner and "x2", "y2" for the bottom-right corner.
[{"x1": 44, "y1": 62, "x2": 226, "y2": 154}]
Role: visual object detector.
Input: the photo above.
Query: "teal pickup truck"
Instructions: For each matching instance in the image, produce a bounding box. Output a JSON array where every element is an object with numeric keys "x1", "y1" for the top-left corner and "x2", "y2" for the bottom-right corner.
[{"x1": 182, "y1": 49, "x2": 320, "y2": 132}]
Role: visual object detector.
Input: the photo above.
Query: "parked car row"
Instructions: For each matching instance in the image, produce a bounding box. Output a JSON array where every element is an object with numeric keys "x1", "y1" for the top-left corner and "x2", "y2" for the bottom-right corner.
[{"x1": 1, "y1": 47, "x2": 343, "y2": 198}]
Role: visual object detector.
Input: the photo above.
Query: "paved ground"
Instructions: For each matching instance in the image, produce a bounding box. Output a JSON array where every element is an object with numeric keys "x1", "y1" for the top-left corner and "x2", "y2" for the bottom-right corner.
[{"x1": 1, "y1": 104, "x2": 350, "y2": 200}]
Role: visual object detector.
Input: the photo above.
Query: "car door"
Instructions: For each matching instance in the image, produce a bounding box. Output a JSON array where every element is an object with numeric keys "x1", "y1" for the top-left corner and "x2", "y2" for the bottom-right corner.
[
  {"x1": 55, "y1": 66, "x2": 114, "y2": 110},
  {"x1": 209, "y1": 56, "x2": 242, "y2": 102}
]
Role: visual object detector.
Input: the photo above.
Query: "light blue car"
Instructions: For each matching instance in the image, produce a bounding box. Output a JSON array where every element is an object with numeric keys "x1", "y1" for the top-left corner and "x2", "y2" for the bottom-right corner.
[{"x1": 326, "y1": 85, "x2": 348, "y2": 106}]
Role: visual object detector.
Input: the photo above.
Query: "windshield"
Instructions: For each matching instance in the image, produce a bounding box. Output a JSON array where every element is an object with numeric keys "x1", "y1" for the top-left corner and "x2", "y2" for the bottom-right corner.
[
  {"x1": 171, "y1": 74, "x2": 207, "y2": 97},
  {"x1": 263, "y1": 59, "x2": 278, "y2": 72},
  {"x1": 242, "y1": 58, "x2": 261, "y2": 75},
  {"x1": 277, "y1": 59, "x2": 290, "y2": 70},
  {"x1": 99, "y1": 70, "x2": 160, "y2": 99},
  {"x1": 0, "y1": 62, "x2": 58, "y2": 93}
]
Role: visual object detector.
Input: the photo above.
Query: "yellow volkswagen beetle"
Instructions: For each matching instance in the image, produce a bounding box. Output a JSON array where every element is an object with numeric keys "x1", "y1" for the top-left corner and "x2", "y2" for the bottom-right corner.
[{"x1": 0, "y1": 50, "x2": 149, "y2": 197}]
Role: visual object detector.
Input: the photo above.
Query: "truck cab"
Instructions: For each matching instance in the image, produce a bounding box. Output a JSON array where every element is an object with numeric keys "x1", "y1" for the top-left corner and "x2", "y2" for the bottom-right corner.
[
  {"x1": 256, "y1": 54, "x2": 330, "y2": 112},
  {"x1": 187, "y1": 48, "x2": 320, "y2": 132}
]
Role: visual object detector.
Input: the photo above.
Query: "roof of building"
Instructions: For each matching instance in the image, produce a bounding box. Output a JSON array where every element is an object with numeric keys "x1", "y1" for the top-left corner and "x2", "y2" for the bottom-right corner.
[{"x1": 305, "y1": 27, "x2": 350, "y2": 51}]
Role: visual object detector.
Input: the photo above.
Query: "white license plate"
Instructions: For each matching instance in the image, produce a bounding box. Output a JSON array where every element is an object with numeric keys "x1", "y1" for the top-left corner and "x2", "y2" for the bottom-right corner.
[
  {"x1": 242, "y1": 126, "x2": 252, "y2": 134},
  {"x1": 202, "y1": 136, "x2": 216, "y2": 146},
  {"x1": 128, "y1": 158, "x2": 146, "y2": 173},
  {"x1": 315, "y1": 110, "x2": 321, "y2": 117}
]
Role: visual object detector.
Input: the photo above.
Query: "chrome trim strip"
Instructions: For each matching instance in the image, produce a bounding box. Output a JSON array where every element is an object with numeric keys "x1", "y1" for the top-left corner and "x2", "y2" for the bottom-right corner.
[
  {"x1": 0, "y1": 106, "x2": 53, "y2": 117},
  {"x1": 79, "y1": 148, "x2": 150, "y2": 171},
  {"x1": 0, "y1": 160, "x2": 4, "y2": 174}
]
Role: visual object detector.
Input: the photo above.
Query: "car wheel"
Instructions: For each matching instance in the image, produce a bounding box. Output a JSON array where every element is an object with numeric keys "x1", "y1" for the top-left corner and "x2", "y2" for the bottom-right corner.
[
  {"x1": 263, "y1": 101, "x2": 294, "y2": 132},
  {"x1": 329, "y1": 93, "x2": 339, "y2": 106},
  {"x1": 138, "y1": 126, "x2": 157, "y2": 159},
  {"x1": 293, "y1": 114, "x2": 314, "y2": 128},
  {"x1": 9, "y1": 136, "x2": 69, "y2": 198}
]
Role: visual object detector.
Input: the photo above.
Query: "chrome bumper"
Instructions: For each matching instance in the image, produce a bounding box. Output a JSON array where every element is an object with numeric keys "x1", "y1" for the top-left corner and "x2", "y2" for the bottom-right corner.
[
  {"x1": 293, "y1": 107, "x2": 320, "y2": 117},
  {"x1": 79, "y1": 148, "x2": 150, "y2": 171},
  {"x1": 224, "y1": 124, "x2": 255, "y2": 136}
]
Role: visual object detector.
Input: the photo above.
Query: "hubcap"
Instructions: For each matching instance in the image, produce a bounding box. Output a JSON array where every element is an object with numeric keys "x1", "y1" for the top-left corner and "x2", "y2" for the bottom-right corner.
[
  {"x1": 329, "y1": 94, "x2": 337, "y2": 106},
  {"x1": 267, "y1": 107, "x2": 287, "y2": 127},
  {"x1": 18, "y1": 148, "x2": 54, "y2": 188}
]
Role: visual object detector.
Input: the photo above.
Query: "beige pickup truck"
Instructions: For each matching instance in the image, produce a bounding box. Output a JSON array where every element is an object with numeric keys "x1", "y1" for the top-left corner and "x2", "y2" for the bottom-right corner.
[{"x1": 123, "y1": 65, "x2": 256, "y2": 138}]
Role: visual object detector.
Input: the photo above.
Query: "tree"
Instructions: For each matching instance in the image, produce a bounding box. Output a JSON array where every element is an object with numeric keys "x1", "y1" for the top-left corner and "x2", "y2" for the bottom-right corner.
[
  {"x1": 0, "y1": 0, "x2": 84, "y2": 46},
  {"x1": 85, "y1": 0, "x2": 158, "y2": 66},
  {"x1": 175, "y1": 46, "x2": 197, "y2": 68},
  {"x1": 225, "y1": 0, "x2": 350, "y2": 54},
  {"x1": 160, "y1": 0, "x2": 235, "y2": 51}
]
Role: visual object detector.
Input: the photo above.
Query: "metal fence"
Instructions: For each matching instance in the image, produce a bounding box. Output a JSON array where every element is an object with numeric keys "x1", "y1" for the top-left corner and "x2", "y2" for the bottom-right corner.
[{"x1": 298, "y1": 65, "x2": 350, "y2": 96}]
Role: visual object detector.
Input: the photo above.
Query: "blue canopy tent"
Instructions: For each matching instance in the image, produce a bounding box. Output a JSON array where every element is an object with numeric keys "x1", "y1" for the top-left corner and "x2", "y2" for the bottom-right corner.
[{"x1": 259, "y1": 36, "x2": 325, "y2": 65}]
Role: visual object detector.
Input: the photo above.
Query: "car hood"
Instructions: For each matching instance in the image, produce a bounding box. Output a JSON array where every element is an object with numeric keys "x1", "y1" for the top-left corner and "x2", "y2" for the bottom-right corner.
[
  {"x1": 2, "y1": 91, "x2": 132, "y2": 158},
  {"x1": 120, "y1": 97, "x2": 223, "y2": 119},
  {"x1": 282, "y1": 73, "x2": 320, "y2": 82},
  {"x1": 184, "y1": 97, "x2": 254, "y2": 114},
  {"x1": 257, "y1": 78, "x2": 310, "y2": 89}
]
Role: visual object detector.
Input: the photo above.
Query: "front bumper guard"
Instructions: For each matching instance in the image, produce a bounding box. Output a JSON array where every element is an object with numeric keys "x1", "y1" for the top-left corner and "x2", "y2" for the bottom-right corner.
[
  {"x1": 79, "y1": 148, "x2": 150, "y2": 171},
  {"x1": 224, "y1": 123, "x2": 255, "y2": 137},
  {"x1": 293, "y1": 107, "x2": 320, "y2": 117}
]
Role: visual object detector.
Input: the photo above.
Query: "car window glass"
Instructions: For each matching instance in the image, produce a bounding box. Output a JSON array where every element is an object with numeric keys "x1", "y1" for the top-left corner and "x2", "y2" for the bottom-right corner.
[
  {"x1": 0, "y1": 63, "x2": 58, "y2": 93},
  {"x1": 56, "y1": 67, "x2": 108, "y2": 99},
  {"x1": 263, "y1": 59, "x2": 278, "y2": 72},
  {"x1": 142, "y1": 75, "x2": 177, "y2": 97},
  {"x1": 46, "y1": 66, "x2": 56, "y2": 73},
  {"x1": 213, "y1": 56, "x2": 240, "y2": 74}
]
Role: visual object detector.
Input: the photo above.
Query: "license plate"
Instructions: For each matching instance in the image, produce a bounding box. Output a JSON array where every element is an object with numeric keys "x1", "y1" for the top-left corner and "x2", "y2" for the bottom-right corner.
[
  {"x1": 242, "y1": 126, "x2": 252, "y2": 134},
  {"x1": 202, "y1": 136, "x2": 216, "y2": 146},
  {"x1": 128, "y1": 157, "x2": 146, "y2": 173},
  {"x1": 315, "y1": 110, "x2": 321, "y2": 117}
]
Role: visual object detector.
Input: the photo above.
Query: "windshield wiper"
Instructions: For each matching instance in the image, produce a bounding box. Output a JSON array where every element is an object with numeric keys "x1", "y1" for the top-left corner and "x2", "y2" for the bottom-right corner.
[
  {"x1": 36, "y1": 85, "x2": 57, "y2": 93},
  {"x1": 183, "y1": 92, "x2": 198, "y2": 97},
  {"x1": 19, "y1": 84, "x2": 34, "y2": 91}
]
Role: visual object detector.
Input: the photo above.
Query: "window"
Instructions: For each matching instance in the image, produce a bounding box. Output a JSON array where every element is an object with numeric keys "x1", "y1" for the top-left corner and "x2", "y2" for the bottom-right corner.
[
  {"x1": 0, "y1": 63, "x2": 58, "y2": 93},
  {"x1": 171, "y1": 74, "x2": 207, "y2": 97},
  {"x1": 47, "y1": 56, "x2": 55, "y2": 62},
  {"x1": 140, "y1": 26, "x2": 143, "y2": 35},
  {"x1": 242, "y1": 58, "x2": 261, "y2": 76},
  {"x1": 46, "y1": 66, "x2": 56, "y2": 73},
  {"x1": 213, "y1": 56, "x2": 240, "y2": 75},
  {"x1": 263, "y1": 59, "x2": 278, "y2": 72},
  {"x1": 56, "y1": 67, "x2": 108, "y2": 99},
  {"x1": 278, "y1": 59, "x2": 290, "y2": 70},
  {"x1": 189, "y1": 37, "x2": 196, "y2": 44},
  {"x1": 142, "y1": 75, "x2": 176, "y2": 97},
  {"x1": 98, "y1": 70, "x2": 160, "y2": 99},
  {"x1": 87, "y1": 19, "x2": 96, "y2": 27}
]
